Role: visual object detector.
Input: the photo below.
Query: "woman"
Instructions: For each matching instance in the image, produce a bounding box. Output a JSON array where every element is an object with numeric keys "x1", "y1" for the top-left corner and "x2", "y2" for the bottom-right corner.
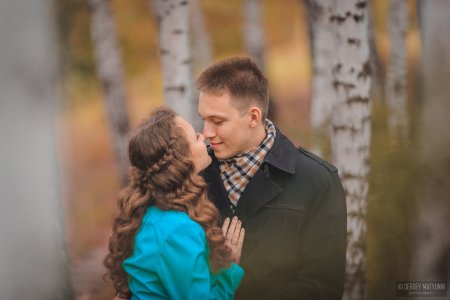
[{"x1": 104, "y1": 107, "x2": 245, "y2": 299}]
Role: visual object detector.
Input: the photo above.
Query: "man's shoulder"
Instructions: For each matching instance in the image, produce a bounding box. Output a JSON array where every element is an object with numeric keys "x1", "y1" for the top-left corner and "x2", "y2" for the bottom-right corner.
[{"x1": 294, "y1": 147, "x2": 338, "y2": 175}]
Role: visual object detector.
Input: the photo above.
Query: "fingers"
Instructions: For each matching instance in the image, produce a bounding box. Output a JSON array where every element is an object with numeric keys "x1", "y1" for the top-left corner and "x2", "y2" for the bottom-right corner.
[
  {"x1": 237, "y1": 228, "x2": 245, "y2": 249},
  {"x1": 231, "y1": 219, "x2": 242, "y2": 245},
  {"x1": 226, "y1": 217, "x2": 238, "y2": 242},
  {"x1": 222, "y1": 217, "x2": 230, "y2": 236}
]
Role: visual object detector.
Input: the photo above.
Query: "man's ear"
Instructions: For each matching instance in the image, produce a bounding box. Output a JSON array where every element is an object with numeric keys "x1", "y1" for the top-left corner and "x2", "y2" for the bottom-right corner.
[{"x1": 248, "y1": 106, "x2": 262, "y2": 128}]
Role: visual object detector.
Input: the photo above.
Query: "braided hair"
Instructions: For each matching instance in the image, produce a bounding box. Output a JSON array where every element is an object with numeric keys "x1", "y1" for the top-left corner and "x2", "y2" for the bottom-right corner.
[{"x1": 103, "y1": 107, "x2": 231, "y2": 298}]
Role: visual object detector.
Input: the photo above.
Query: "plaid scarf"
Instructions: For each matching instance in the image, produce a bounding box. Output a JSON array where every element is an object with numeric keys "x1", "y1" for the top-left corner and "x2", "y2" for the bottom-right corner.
[{"x1": 219, "y1": 119, "x2": 276, "y2": 212}]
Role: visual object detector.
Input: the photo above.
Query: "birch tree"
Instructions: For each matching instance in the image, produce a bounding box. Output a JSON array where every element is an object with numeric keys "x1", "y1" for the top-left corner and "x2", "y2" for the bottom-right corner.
[
  {"x1": 153, "y1": 0, "x2": 200, "y2": 131},
  {"x1": 89, "y1": 0, "x2": 130, "y2": 183},
  {"x1": 243, "y1": 0, "x2": 279, "y2": 121},
  {"x1": 329, "y1": 1, "x2": 372, "y2": 299},
  {"x1": 190, "y1": 0, "x2": 213, "y2": 72},
  {"x1": 244, "y1": 0, "x2": 265, "y2": 70},
  {"x1": 304, "y1": 0, "x2": 335, "y2": 156},
  {"x1": 412, "y1": 0, "x2": 450, "y2": 287},
  {"x1": 0, "y1": 0, "x2": 73, "y2": 298},
  {"x1": 385, "y1": 0, "x2": 409, "y2": 138}
]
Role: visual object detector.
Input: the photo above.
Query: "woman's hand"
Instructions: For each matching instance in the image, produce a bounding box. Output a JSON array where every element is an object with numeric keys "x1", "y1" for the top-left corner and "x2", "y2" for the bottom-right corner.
[{"x1": 222, "y1": 216, "x2": 245, "y2": 264}]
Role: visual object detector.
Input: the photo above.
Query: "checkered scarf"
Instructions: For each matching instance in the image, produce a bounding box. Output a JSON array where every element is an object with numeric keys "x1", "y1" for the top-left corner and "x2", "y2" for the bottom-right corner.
[{"x1": 219, "y1": 119, "x2": 276, "y2": 211}]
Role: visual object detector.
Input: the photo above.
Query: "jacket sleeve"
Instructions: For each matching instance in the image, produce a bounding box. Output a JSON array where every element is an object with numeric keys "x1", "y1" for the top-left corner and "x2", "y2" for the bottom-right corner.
[
  {"x1": 268, "y1": 171, "x2": 347, "y2": 300},
  {"x1": 157, "y1": 221, "x2": 245, "y2": 300}
]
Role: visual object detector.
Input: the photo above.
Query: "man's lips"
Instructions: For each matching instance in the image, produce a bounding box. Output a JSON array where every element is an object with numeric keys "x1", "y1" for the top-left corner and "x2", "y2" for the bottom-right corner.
[{"x1": 210, "y1": 142, "x2": 223, "y2": 149}]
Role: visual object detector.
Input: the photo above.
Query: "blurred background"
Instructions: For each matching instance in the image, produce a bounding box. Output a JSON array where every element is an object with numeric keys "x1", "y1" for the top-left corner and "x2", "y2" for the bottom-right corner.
[{"x1": 1, "y1": 0, "x2": 449, "y2": 299}]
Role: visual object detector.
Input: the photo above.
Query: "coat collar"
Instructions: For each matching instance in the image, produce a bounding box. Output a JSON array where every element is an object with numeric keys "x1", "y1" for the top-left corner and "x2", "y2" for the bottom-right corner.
[{"x1": 263, "y1": 126, "x2": 296, "y2": 174}]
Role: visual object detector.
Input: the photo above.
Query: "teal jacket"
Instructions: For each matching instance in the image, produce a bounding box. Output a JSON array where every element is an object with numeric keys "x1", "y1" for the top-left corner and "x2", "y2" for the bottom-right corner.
[{"x1": 123, "y1": 206, "x2": 244, "y2": 300}]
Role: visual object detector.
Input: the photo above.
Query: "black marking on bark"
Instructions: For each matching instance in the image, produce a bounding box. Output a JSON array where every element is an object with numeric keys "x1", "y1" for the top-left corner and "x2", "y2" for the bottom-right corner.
[
  {"x1": 333, "y1": 63, "x2": 342, "y2": 75},
  {"x1": 357, "y1": 60, "x2": 371, "y2": 80},
  {"x1": 341, "y1": 171, "x2": 367, "y2": 181},
  {"x1": 362, "y1": 115, "x2": 371, "y2": 123},
  {"x1": 173, "y1": 29, "x2": 184, "y2": 34},
  {"x1": 346, "y1": 96, "x2": 369, "y2": 105},
  {"x1": 330, "y1": 12, "x2": 364, "y2": 24},
  {"x1": 332, "y1": 124, "x2": 359, "y2": 135},
  {"x1": 330, "y1": 14, "x2": 346, "y2": 24},
  {"x1": 353, "y1": 14, "x2": 364, "y2": 23},
  {"x1": 117, "y1": 118, "x2": 129, "y2": 134},
  {"x1": 179, "y1": 0, "x2": 188, "y2": 5},
  {"x1": 348, "y1": 38, "x2": 361, "y2": 46},
  {"x1": 182, "y1": 58, "x2": 192, "y2": 64},
  {"x1": 160, "y1": 48, "x2": 170, "y2": 55},
  {"x1": 355, "y1": 1, "x2": 367, "y2": 9},
  {"x1": 165, "y1": 9, "x2": 171, "y2": 16},
  {"x1": 350, "y1": 67, "x2": 355, "y2": 73},
  {"x1": 394, "y1": 80, "x2": 405, "y2": 93},
  {"x1": 166, "y1": 85, "x2": 186, "y2": 93},
  {"x1": 333, "y1": 80, "x2": 356, "y2": 92}
]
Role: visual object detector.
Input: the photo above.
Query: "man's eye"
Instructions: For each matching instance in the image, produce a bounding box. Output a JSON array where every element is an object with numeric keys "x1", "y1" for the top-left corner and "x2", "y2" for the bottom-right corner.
[{"x1": 214, "y1": 120, "x2": 224, "y2": 125}]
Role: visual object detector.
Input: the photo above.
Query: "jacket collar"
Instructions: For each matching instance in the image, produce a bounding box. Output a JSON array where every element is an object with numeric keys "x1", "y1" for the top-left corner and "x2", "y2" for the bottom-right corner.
[{"x1": 263, "y1": 126, "x2": 296, "y2": 174}]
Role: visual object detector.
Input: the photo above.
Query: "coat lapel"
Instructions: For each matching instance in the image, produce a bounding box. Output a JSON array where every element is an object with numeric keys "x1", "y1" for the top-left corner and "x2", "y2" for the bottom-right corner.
[
  {"x1": 202, "y1": 158, "x2": 234, "y2": 219},
  {"x1": 234, "y1": 165, "x2": 282, "y2": 223}
]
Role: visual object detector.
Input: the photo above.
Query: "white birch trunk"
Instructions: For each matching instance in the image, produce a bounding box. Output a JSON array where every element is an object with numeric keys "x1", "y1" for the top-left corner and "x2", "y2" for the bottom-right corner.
[
  {"x1": 89, "y1": 0, "x2": 130, "y2": 183},
  {"x1": 329, "y1": 1, "x2": 372, "y2": 299},
  {"x1": 386, "y1": 0, "x2": 409, "y2": 138},
  {"x1": 308, "y1": 0, "x2": 334, "y2": 130},
  {"x1": 155, "y1": 0, "x2": 200, "y2": 131},
  {"x1": 305, "y1": 0, "x2": 335, "y2": 156},
  {"x1": 412, "y1": 0, "x2": 450, "y2": 287},
  {"x1": 0, "y1": 0, "x2": 73, "y2": 298},
  {"x1": 190, "y1": 0, "x2": 213, "y2": 72},
  {"x1": 244, "y1": 0, "x2": 265, "y2": 70}
]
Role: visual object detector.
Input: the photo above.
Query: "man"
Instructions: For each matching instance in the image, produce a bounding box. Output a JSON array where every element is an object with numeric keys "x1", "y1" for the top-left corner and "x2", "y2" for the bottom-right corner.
[{"x1": 197, "y1": 57, "x2": 347, "y2": 299}]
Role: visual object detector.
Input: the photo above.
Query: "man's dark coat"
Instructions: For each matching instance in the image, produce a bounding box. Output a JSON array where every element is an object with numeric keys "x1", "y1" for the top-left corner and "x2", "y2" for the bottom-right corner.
[{"x1": 203, "y1": 127, "x2": 347, "y2": 300}]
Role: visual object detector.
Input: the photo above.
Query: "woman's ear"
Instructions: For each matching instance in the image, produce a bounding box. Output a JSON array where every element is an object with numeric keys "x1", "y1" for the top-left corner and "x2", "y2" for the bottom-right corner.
[{"x1": 248, "y1": 106, "x2": 262, "y2": 128}]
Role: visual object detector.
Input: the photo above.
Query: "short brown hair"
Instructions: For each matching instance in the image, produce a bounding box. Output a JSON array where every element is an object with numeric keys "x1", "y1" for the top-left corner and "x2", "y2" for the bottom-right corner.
[{"x1": 196, "y1": 57, "x2": 269, "y2": 119}]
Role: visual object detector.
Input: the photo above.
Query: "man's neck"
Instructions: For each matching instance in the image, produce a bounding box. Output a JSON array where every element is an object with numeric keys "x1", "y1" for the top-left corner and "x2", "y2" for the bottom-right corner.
[{"x1": 243, "y1": 122, "x2": 267, "y2": 154}]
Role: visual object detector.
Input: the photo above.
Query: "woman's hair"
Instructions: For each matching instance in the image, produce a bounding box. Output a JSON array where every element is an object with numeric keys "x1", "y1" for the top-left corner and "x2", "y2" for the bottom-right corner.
[{"x1": 104, "y1": 107, "x2": 231, "y2": 298}]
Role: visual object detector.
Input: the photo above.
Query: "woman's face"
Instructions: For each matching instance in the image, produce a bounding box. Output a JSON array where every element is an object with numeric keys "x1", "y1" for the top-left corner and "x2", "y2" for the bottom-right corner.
[{"x1": 175, "y1": 116, "x2": 212, "y2": 173}]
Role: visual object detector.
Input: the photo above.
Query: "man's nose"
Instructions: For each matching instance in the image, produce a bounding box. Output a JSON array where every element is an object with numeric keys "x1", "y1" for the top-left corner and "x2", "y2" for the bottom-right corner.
[{"x1": 203, "y1": 123, "x2": 215, "y2": 139}]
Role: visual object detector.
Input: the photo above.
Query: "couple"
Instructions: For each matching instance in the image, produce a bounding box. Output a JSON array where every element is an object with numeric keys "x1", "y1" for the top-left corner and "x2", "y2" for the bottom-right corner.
[{"x1": 104, "y1": 57, "x2": 347, "y2": 299}]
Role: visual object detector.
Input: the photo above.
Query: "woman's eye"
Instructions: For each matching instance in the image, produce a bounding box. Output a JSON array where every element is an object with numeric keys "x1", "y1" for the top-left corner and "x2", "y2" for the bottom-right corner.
[{"x1": 196, "y1": 132, "x2": 201, "y2": 139}]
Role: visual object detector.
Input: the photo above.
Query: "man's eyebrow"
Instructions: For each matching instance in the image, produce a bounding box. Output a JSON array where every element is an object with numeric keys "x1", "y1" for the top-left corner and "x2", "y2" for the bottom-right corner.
[{"x1": 202, "y1": 114, "x2": 227, "y2": 120}]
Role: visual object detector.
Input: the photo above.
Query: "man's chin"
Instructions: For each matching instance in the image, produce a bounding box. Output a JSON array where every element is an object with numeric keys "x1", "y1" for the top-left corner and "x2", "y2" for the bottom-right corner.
[{"x1": 213, "y1": 150, "x2": 234, "y2": 160}]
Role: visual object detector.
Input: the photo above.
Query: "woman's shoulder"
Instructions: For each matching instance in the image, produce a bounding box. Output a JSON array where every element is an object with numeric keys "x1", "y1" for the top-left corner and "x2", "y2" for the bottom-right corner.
[{"x1": 143, "y1": 206, "x2": 204, "y2": 237}]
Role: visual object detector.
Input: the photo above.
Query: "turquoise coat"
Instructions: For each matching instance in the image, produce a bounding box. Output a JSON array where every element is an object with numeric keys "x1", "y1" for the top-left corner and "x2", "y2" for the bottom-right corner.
[{"x1": 123, "y1": 206, "x2": 244, "y2": 300}]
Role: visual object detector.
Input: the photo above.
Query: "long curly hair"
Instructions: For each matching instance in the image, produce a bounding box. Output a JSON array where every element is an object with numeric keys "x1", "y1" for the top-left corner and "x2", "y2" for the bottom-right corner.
[{"x1": 103, "y1": 107, "x2": 231, "y2": 298}]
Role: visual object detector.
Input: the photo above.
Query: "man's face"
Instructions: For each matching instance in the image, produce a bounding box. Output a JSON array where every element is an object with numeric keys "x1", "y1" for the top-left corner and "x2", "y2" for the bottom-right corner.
[{"x1": 198, "y1": 91, "x2": 253, "y2": 160}]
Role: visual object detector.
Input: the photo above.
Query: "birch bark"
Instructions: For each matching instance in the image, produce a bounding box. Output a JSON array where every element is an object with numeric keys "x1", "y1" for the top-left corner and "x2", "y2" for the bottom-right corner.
[
  {"x1": 307, "y1": 0, "x2": 334, "y2": 130},
  {"x1": 244, "y1": 0, "x2": 265, "y2": 70},
  {"x1": 155, "y1": 0, "x2": 200, "y2": 131},
  {"x1": 190, "y1": 0, "x2": 213, "y2": 72},
  {"x1": 329, "y1": 1, "x2": 372, "y2": 299},
  {"x1": 89, "y1": 0, "x2": 130, "y2": 183},
  {"x1": 386, "y1": 0, "x2": 409, "y2": 138},
  {"x1": 0, "y1": 0, "x2": 73, "y2": 298}
]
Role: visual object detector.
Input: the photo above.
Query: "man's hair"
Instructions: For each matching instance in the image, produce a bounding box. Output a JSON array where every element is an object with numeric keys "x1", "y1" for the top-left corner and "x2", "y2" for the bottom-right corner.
[{"x1": 196, "y1": 57, "x2": 269, "y2": 119}]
